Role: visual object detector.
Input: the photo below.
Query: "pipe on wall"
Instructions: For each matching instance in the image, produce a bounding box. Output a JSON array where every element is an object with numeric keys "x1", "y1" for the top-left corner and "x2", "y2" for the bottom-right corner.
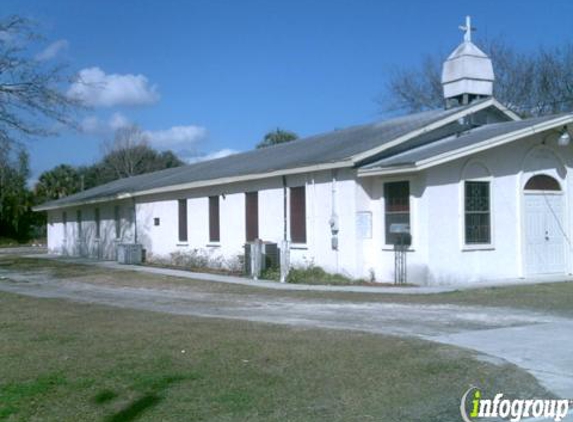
[{"x1": 282, "y1": 175, "x2": 287, "y2": 241}]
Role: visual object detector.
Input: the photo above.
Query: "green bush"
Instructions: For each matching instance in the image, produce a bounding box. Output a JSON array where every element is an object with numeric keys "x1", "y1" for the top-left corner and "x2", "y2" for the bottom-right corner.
[
  {"x1": 259, "y1": 267, "x2": 280, "y2": 281},
  {"x1": 286, "y1": 265, "x2": 358, "y2": 285}
]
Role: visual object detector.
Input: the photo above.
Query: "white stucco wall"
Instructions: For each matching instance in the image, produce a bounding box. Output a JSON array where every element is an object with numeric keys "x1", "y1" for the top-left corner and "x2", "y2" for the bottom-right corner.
[
  {"x1": 131, "y1": 169, "x2": 359, "y2": 275},
  {"x1": 45, "y1": 127, "x2": 573, "y2": 286},
  {"x1": 408, "y1": 130, "x2": 573, "y2": 285},
  {"x1": 47, "y1": 200, "x2": 135, "y2": 260}
]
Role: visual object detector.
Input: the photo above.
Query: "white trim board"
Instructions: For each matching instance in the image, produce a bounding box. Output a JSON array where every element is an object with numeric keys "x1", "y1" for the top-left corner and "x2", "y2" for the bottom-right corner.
[{"x1": 358, "y1": 115, "x2": 573, "y2": 178}]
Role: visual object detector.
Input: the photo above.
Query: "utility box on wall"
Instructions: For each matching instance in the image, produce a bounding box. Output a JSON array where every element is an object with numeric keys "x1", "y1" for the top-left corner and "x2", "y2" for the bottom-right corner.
[{"x1": 117, "y1": 243, "x2": 143, "y2": 265}]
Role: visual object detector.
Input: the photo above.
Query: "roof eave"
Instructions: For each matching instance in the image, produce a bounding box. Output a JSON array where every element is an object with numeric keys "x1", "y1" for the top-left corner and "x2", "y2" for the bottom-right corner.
[
  {"x1": 358, "y1": 114, "x2": 573, "y2": 178},
  {"x1": 34, "y1": 160, "x2": 354, "y2": 211},
  {"x1": 351, "y1": 98, "x2": 500, "y2": 164}
]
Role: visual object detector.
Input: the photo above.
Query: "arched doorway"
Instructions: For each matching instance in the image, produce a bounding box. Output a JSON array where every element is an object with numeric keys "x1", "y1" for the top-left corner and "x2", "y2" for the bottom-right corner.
[{"x1": 523, "y1": 174, "x2": 567, "y2": 275}]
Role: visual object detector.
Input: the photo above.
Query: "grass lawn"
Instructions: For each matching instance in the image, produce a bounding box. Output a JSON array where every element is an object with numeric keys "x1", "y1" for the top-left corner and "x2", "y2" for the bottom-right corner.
[{"x1": 0, "y1": 290, "x2": 547, "y2": 422}]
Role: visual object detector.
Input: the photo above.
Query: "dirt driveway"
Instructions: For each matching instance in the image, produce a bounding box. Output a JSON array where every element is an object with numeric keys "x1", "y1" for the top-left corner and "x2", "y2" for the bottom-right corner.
[{"x1": 0, "y1": 262, "x2": 572, "y2": 400}]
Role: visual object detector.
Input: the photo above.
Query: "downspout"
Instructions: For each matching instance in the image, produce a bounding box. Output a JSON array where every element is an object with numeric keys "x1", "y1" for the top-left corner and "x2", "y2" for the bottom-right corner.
[
  {"x1": 132, "y1": 197, "x2": 138, "y2": 244},
  {"x1": 282, "y1": 175, "x2": 287, "y2": 240},
  {"x1": 330, "y1": 170, "x2": 340, "y2": 272},
  {"x1": 280, "y1": 175, "x2": 289, "y2": 283}
]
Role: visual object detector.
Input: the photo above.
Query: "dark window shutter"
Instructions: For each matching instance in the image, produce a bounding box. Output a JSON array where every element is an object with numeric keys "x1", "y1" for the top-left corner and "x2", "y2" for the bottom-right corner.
[
  {"x1": 209, "y1": 196, "x2": 220, "y2": 242},
  {"x1": 178, "y1": 199, "x2": 188, "y2": 242},
  {"x1": 245, "y1": 192, "x2": 258, "y2": 241},
  {"x1": 95, "y1": 208, "x2": 100, "y2": 238},
  {"x1": 114, "y1": 205, "x2": 121, "y2": 239},
  {"x1": 290, "y1": 186, "x2": 306, "y2": 243},
  {"x1": 77, "y1": 210, "x2": 82, "y2": 237}
]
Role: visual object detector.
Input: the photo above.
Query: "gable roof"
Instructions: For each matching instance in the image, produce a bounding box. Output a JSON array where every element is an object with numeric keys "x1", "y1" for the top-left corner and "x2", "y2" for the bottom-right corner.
[
  {"x1": 359, "y1": 113, "x2": 573, "y2": 176},
  {"x1": 34, "y1": 99, "x2": 515, "y2": 211}
]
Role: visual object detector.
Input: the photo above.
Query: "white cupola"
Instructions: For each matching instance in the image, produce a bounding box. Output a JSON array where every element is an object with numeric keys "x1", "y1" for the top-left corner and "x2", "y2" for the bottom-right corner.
[{"x1": 441, "y1": 16, "x2": 494, "y2": 108}]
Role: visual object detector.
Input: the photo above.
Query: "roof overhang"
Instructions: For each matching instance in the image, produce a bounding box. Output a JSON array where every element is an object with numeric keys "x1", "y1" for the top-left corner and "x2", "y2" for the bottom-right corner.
[
  {"x1": 33, "y1": 160, "x2": 353, "y2": 211},
  {"x1": 34, "y1": 98, "x2": 521, "y2": 212},
  {"x1": 350, "y1": 98, "x2": 520, "y2": 164},
  {"x1": 358, "y1": 114, "x2": 573, "y2": 178}
]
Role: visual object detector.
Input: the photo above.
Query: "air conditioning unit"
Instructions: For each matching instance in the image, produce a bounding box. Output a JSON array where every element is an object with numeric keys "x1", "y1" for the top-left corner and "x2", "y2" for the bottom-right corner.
[
  {"x1": 244, "y1": 241, "x2": 279, "y2": 277},
  {"x1": 262, "y1": 242, "x2": 279, "y2": 269},
  {"x1": 117, "y1": 243, "x2": 143, "y2": 265}
]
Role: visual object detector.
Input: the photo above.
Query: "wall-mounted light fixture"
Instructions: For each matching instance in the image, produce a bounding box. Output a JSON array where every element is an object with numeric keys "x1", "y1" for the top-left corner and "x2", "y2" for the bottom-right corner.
[{"x1": 558, "y1": 126, "x2": 571, "y2": 147}]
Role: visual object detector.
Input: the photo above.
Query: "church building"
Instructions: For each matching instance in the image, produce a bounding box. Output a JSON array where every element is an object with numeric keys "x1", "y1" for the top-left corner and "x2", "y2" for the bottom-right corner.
[{"x1": 35, "y1": 17, "x2": 573, "y2": 285}]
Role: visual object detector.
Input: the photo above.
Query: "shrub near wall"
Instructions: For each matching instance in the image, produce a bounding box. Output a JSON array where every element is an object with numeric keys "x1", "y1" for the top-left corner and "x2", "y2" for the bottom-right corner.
[
  {"x1": 146, "y1": 249, "x2": 243, "y2": 275},
  {"x1": 286, "y1": 265, "x2": 358, "y2": 285}
]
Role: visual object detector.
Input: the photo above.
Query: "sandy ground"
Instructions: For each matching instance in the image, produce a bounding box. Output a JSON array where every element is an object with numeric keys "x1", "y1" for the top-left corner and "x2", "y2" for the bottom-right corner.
[{"x1": 1, "y1": 265, "x2": 572, "y2": 402}]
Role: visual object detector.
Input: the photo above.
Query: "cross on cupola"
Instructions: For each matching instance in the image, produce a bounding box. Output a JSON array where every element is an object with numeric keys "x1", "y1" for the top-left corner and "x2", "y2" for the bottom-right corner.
[
  {"x1": 459, "y1": 15, "x2": 475, "y2": 43},
  {"x1": 441, "y1": 16, "x2": 494, "y2": 108}
]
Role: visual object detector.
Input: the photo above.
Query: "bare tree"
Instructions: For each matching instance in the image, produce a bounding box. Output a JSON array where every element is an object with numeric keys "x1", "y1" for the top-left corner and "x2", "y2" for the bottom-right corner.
[
  {"x1": 101, "y1": 125, "x2": 152, "y2": 178},
  {"x1": 380, "y1": 38, "x2": 573, "y2": 116},
  {"x1": 0, "y1": 15, "x2": 79, "y2": 148},
  {"x1": 1, "y1": 15, "x2": 79, "y2": 238},
  {"x1": 97, "y1": 124, "x2": 184, "y2": 184}
]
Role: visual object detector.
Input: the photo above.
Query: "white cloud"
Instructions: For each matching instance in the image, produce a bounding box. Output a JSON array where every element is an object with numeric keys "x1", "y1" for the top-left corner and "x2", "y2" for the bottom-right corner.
[
  {"x1": 186, "y1": 148, "x2": 239, "y2": 163},
  {"x1": 144, "y1": 125, "x2": 207, "y2": 148},
  {"x1": 67, "y1": 67, "x2": 160, "y2": 107},
  {"x1": 109, "y1": 112, "x2": 131, "y2": 130},
  {"x1": 80, "y1": 112, "x2": 131, "y2": 134},
  {"x1": 80, "y1": 115, "x2": 102, "y2": 133},
  {"x1": 35, "y1": 39, "x2": 69, "y2": 61}
]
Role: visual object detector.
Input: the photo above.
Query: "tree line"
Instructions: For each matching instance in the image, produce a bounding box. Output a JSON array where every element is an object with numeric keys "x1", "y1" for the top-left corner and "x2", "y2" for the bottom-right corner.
[
  {"x1": 1, "y1": 124, "x2": 186, "y2": 242},
  {"x1": 3, "y1": 14, "x2": 573, "y2": 243}
]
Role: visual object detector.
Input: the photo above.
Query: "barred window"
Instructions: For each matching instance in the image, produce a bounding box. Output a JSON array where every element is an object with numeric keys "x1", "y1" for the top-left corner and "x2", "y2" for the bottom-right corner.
[
  {"x1": 465, "y1": 181, "x2": 491, "y2": 244},
  {"x1": 384, "y1": 181, "x2": 410, "y2": 245}
]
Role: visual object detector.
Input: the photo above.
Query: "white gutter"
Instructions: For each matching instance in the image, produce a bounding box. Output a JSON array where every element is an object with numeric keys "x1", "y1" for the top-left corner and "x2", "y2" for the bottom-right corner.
[
  {"x1": 358, "y1": 114, "x2": 573, "y2": 178},
  {"x1": 33, "y1": 160, "x2": 354, "y2": 211}
]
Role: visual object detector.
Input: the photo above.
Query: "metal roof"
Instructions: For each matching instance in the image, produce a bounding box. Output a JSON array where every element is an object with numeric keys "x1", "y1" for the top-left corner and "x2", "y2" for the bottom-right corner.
[
  {"x1": 361, "y1": 113, "x2": 568, "y2": 169},
  {"x1": 35, "y1": 100, "x2": 500, "y2": 210}
]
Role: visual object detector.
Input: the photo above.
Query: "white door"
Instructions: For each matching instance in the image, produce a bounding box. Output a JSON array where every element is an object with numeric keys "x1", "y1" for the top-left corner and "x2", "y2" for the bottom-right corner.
[{"x1": 524, "y1": 193, "x2": 567, "y2": 275}]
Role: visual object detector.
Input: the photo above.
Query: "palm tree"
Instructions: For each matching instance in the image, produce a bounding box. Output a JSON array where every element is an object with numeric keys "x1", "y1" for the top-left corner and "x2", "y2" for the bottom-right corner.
[
  {"x1": 35, "y1": 164, "x2": 82, "y2": 203},
  {"x1": 256, "y1": 128, "x2": 299, "y2": 149}
]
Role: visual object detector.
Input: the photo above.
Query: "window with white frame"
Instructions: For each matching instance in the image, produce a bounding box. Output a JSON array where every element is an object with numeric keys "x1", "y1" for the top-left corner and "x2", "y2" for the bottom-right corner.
[{"x1": 464, "y1": 181, "x2": 491, "y2": 244}]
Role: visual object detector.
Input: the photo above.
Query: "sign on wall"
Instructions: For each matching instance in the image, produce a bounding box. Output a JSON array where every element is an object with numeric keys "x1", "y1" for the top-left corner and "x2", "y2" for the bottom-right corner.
[{"x1": 356, "y1": 211, "x2": 372, "y2": 239}]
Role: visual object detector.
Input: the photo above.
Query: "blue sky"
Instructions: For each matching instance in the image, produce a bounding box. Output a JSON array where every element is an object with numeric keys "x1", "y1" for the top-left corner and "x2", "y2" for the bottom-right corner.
[{"x1": 4, "y1": 0, "x2": 573, "y2": 181}]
